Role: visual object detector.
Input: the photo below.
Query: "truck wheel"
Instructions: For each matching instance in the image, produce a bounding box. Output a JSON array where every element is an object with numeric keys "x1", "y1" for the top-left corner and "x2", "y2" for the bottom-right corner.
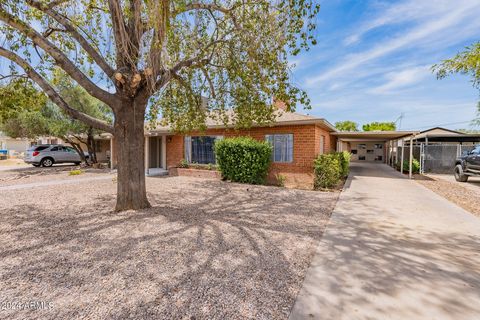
[
  {"x1": 41, "y1": 157, "x2": 54, "y2": 167},
  {"x1": 454, "y1": 164, "x2": 468, "y2": 182}
]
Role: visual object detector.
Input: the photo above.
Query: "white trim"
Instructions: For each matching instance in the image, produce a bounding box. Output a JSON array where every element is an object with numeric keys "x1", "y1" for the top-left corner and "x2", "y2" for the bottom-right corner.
[{"x1": 162, "y1": 135, "x2": 166, "y2": 169}]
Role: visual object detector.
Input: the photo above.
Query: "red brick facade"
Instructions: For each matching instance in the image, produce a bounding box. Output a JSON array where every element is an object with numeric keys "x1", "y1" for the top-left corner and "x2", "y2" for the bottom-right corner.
[{"x1": 165, "y1": 124, "x2": 336, "y2": 189}]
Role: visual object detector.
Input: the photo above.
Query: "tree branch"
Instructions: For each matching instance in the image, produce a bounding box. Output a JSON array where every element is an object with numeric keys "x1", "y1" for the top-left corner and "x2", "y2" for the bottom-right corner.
[
  {"x1": 26, "y1": 0, "x2": 115, "y2": 78},
  {"x1": 0, "y1": 47, "x2": 114, "y2": 134},
  {"x1": 107, "y1": 0, "x2": 130, "y2": 68},
  {"x1": 0, "y1": 7, "x2": 117, "y2": 106},
  {"x1": 174, "y1": 3, "x2": 241, "y2": 30}
]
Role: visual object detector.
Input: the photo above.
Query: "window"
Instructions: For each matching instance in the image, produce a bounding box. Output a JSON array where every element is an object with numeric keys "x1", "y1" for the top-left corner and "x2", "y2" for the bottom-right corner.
[
  {"x1": 358, "y1": 144, "x2": 367, "y2": 149},
  {"x1": 351, "y1": 149, "x2": 358, "y2": 154},
  {"x1": 367, "y1": 150, "x2": 374, "y2": 154},
  {"x1": 359, "y1": 156, "x2": 366, "y2": 160},
  {"x1": 374, "y1": 144, "x2": 383, "y2": 149},
  {"x1": 28, "y1": 146, "x2": 48, "y2": 152},
  {"x1": 184, "y1": 136, "x2": 223, "y2": 164},
  {"x1": 265, "y1": 134, "x2": 293, "y2": 163}
]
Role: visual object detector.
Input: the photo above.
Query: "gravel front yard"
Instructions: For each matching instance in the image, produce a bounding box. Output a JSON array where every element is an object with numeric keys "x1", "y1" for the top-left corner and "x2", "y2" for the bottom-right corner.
[
  {"x1": 415, "y1": 175, "x2": 480, "y2": 217},
  {"x1": 0, "y1": 171, "x2": 338, "y2": 319}
]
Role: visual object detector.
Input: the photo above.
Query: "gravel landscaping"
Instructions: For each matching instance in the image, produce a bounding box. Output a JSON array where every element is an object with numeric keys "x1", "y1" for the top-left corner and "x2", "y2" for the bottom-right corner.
[
  {"x1": 0, "y1": 170, "x2": 338, "y2": 319},
  {"x1": 415, "y1": 175, "x2": 480, "y2": 217}
]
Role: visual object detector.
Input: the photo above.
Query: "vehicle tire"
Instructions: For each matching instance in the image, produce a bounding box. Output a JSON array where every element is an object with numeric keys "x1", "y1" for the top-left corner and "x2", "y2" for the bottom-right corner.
[
  {"x1": 41, "y1": 157, "x2": 54, "y2": 167},
  {"x1": 74, "y1": 162, "x2": 81, "y2": 165},
  {"x1": 454, "y1": 164, "x2": 468, "y2": 182},
  {"x1": 32, "y1": 164, "x2": 40, "y2": 167}
]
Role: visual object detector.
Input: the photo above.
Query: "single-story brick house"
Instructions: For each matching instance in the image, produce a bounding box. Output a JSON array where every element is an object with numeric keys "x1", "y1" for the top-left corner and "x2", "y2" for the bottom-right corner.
[
  {"x1": 108, "y1": 108, "x2": 474, "y2": 187},
  {"x1": 143, "y1": 110, "x2": 337, "y2": 188}
]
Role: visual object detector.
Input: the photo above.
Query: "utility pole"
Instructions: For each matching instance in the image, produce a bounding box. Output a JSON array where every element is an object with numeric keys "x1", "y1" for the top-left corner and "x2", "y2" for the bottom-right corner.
[{"x1": 394, "y1": 112, "x2": 405, "y2": 130}]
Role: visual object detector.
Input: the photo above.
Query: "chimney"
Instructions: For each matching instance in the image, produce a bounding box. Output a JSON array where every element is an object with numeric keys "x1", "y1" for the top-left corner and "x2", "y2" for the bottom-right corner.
[{"x1": 273, "y1": 97, "x2": 288, "y2": 111}]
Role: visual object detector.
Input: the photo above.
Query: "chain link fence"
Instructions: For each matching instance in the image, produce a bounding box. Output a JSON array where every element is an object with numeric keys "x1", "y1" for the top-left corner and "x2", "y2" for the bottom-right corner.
[{"x1": 396, "y1": 144, "x2": 477, "y2": 173}]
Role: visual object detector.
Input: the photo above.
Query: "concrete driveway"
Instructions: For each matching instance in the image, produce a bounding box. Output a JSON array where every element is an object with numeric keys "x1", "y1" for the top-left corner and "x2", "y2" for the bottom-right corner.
[{"x1": 290, "y1": 162, "x2": 480, "y2": 320}]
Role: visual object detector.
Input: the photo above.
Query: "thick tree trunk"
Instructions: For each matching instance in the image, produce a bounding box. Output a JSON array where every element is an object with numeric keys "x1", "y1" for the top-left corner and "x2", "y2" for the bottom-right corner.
[{"x1": 114, "y1": 98, "x2": 151, "y2": 211}]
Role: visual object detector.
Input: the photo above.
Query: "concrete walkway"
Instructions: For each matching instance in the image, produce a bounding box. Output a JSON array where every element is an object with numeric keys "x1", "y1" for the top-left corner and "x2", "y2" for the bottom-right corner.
[{"x1": 290, "y1": 162, "x2": 480, "y2": 320}]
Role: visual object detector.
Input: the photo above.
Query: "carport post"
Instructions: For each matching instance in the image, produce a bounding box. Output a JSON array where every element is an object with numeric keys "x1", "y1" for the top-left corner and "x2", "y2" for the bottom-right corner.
[
  {"x1": 401, "y1": 139, "x2": 405, "y2": 174},
  {"x1": 409, "y1": 136, "x2": 413, "y2": 179}
]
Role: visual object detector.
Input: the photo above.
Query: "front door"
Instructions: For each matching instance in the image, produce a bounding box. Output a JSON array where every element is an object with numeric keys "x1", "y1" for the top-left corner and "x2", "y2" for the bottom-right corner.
[{"x1": 149, "y1": 137, "x2": 163, "y2": 169}]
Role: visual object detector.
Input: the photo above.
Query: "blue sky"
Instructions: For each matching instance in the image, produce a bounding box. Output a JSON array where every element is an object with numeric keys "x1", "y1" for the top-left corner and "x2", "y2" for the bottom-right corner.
[{"x1": 292, "y1": 0, "x2": 480, "y2": 130}]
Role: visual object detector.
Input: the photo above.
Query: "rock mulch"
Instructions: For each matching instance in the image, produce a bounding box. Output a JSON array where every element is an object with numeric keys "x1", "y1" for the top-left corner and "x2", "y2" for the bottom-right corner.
[
  {"x1": 415, "y1": 175, "x2": 480, "y2": 217},
  {"x1": 0, "y1": 174, "x2": 338, "y2": 319}
]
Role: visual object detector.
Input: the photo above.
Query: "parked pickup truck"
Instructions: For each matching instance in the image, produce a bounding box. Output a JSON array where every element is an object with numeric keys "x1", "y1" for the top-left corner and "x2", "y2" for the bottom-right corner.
[{"x1": 454, "y1": 145, "x2": 480, "y2": 182}]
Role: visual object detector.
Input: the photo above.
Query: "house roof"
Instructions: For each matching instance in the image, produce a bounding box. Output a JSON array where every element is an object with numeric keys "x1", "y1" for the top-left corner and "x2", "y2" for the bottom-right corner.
[
  {"x1": 148, "y1": 110, "x2": 337, "y2": 134},
  {"x1": 403, "y1": 127, "x2": 480, "y2": 142},
  {"x1": 419, "y1": 127, "x2": 464, "y2": 135},
  {"x1": 333, "y1": 131, "x2": 419, "y2": 141}
]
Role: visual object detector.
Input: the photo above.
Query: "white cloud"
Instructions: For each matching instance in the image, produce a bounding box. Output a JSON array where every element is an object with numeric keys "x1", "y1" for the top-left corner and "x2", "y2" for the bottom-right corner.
[
  {"x1": 305, "y1": 0, "x2": 480, "y2": 88},
  {"x1": 369, "y1": 65, "x2": 431, "y2": 94},
  {"x1": 343, "y1": 0, "x2": 456, "y2": 46}
]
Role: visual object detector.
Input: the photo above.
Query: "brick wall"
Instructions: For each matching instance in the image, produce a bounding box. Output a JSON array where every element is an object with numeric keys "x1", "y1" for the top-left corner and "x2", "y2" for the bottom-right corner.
[{"x1": 165, "y1": 124, "x2": 335, "y2": 189}]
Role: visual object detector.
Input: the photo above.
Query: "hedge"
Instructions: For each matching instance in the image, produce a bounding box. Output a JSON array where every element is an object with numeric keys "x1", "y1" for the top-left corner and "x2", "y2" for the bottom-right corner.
[
  {"x1": 336, "y1": 151, "x2": 351, "y2": 177},
  {"x1": 314, "y1": 152, "x2": 351, "y2": 189},
  {"x1": 214, "y1": 137, "x2": 272, "y2": 184}
]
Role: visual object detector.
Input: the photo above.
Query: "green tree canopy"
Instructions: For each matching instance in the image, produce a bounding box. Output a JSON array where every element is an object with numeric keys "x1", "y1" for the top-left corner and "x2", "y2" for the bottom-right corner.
[
  {"x1": 0, "y1": 0, "x2": 320, "y2": 211},
  {"x1": 0, "y1": 78, "x2": 47, "y2": 123},
  {"x1": 362, "y1": 122, "x2": 396, "y2": 131},
  {"x1": 433, "y1": 42, "x2": 480, "y2": 126},
  {"x1": 335, "y1": 120, "x2": 359, "y2": 132},
  {"x1": 0, "y1": 76, "x2": 112, "y2": 163}
]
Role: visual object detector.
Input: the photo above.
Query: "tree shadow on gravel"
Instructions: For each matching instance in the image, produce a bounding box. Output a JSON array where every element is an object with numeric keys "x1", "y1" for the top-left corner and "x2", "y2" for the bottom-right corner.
[
  {"x1": 0, "y1": 178, "x2": 338, "y2": 320},
  {"x1": 292, "y1": 191, "x2": 480, "y2": 319}
]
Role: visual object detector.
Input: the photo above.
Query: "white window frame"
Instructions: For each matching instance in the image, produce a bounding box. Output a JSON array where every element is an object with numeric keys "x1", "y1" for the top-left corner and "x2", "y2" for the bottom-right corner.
[
  {"x1": 184, "y1": 135, "x2": 223, "y2": 164},
  {"x1": 265, "y1": 134, "x2": 294, "y2": 163}
]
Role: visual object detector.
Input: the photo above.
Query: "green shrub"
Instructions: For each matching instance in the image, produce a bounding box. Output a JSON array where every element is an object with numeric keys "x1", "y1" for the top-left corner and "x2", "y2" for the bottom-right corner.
[
  {"x1": 337, "y1": 151, "x2": 351, "y2": 177},
  {"x1": 275, "y1": 173, "x2": 286, "y2": 187},
  {"x1": 402, "y1": 158, "x2": 420, "y2": 173},
  {"x1": 179, "y1": 159, "x2": 189, "y2": 168},
  {"x1": 214, "y1": 137, "x2": 272, "y2": 184},
  {"x1": 314, "y1": 154, "x2": 341, "y2": 189}
]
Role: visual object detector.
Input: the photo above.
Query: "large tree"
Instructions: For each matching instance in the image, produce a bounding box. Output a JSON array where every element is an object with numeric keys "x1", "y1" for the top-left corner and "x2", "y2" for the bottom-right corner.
[
  {"x1": 433, "y1": 42, "x2": 480, "y2": 126},
  {"x1": 362, "y1": 122, "x2": 396, "y2": 131},
  {"x1": 0, "y1": 0, "x2": 319, "y2": 211},
  {"x1": 335, "y1": 120, "x2": 358, "y2": 132}
]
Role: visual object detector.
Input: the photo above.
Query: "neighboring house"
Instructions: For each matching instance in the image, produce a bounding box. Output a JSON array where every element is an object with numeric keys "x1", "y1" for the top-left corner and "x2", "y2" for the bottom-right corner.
[
  {"x1": 403, "y1": 127, "x2": 480, "y2": 173},
  {"x1": 405, "y1": 127, "x2": 480, "y2": 146},
  {"x1": 0, "y1": 132, "x2": 112, "y2": 162},
  {"x1": 0, "y1": 132, "x2": 33, "y2": 157}
]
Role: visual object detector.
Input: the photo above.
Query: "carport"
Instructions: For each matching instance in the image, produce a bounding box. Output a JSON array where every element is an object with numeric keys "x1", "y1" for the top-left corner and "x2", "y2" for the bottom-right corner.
[{"x1": 333, "y1": 131, "x2": 419, "y2": 178}]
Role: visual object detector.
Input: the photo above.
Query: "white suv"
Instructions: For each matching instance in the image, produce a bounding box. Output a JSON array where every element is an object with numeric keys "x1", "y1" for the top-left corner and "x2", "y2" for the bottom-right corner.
[{"x1": 24, "y1": 145, "x2": 82, "y2": 167}]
